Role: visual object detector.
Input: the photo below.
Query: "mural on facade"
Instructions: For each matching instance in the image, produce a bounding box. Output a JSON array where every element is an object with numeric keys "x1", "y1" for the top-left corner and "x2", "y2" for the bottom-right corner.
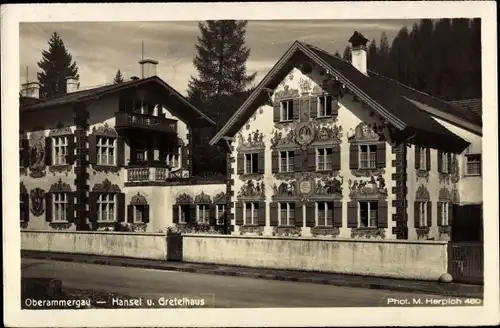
[
  {"x1": 29, "y1": 187, "x2": 45, "y2": 216},
  {"x1": 348, "y1": 175, "x2": 387, "y2": 199},
  {"x1": 237, "y1": 131, "x2": 265, "y2": 151},
  {"x1": 238, "y1": 180, "x2": 266, "y2": 199},
  {"x1": 28, "y1": 130, "x2": 47, "y2": 178}
]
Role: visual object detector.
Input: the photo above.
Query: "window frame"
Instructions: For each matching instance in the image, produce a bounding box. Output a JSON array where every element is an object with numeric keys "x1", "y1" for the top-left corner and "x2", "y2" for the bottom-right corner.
[
  {"x1": 97, "y1": 193, "x2": 117, "y2": 222},
  {"x1": 441, "y1": 152, "x2": 449, "y2": 173},
  {"x1": 97, "y1": 136, "x2": 117, "y2": 166},
  {"x1": 316, "y1": 147, "x2": 333, "y2": 171},
  {"x1": 359, "y1": 144, "x2": 377, "y2": 169},
  {"x1": 418, "y1": 201, "x2": 427, "y2": 227},
  {"x1": 244, "y1": 152, "x2": 259, "y2": 174},
  {"x1": 317, "y1": 95, "x2": 333, "y2": 117},
  {"x1": 280, "y1": 100, "x2": 294, "y2": 122},
  {"x1": 52, "y1": 192, "x2": 68, "y2": 222},
  {"x1": 279, "y1": 150, "x2": 294, "y2": 173},
  {"x1": 216, "y1": 204, "x2": 226, "y2": 225},
  {"x1": 196, "y1": 204, "x2": 210, "y2": 225},
  {"x1": 279, "y1": 202, "x2": 295, "y2": 226},
  {"x1": 53, "y1": 135, "x2": 69, "y2": 166},
  {"x1": 359, "y1": 201, "x2": 378, "y2": 228},
  {"x1": 316, "y1": 201, "x2": 334, "y2": 227},
  {"x1": 465, "y1": 154, "x2": 482, "y2": 176},
  {"x1": 440, "y1": 201, "x2": 449, "y2": 226},
  {"x1": 244, "y1": 202, "x2": 259, "y2": 225},
  {"x1": 419, "y1": 147, "x2": 427, "y2": 170}
]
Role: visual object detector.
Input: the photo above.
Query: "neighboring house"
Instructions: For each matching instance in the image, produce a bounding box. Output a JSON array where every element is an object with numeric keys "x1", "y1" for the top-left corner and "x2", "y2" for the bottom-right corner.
[
  {"x1": 210, "y1": 31, "x2": 483, "y2": 241},
  {"x1": 19, "y1": 59, "x2": 226, "y2": 233}
]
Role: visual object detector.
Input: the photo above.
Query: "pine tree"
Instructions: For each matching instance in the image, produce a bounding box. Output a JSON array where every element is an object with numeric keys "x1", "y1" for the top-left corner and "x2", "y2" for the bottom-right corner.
[
  {"x1": 113, "y1": 70, "x2": 124, "y2": 84},
  {"x1": 342, "y1": 46, "x2": 352, "y2": 62},
  {"x1": 37, "y1": 32, "x2": 79, "y2": 98},
  {"x1": 367, "y1": 38, "x2": 378, "y2": 71},
  {"x1": 187, "y1": 20, "x2": 256, "y2": 104}
]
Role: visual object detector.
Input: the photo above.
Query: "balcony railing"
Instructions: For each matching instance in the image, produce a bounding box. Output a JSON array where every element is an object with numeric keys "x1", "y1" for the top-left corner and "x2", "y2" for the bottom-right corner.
[
  {"x1": 115, "y1": 112, "x2": 177, "y2": 134},
  {"x1": 127, "y1": 167, "x2": 190, "y2": 182}
]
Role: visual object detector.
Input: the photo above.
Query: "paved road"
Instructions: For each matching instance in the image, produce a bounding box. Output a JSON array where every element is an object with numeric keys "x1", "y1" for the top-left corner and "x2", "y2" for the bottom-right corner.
[{"x1": 21, "y1": 259, "x2": 468, "y2": 308}]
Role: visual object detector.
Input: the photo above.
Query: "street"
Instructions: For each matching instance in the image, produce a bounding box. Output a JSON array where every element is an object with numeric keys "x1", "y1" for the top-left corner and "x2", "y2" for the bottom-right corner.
[{"x1": 22, "y1": 258, "x2": 469, "y2": 308}]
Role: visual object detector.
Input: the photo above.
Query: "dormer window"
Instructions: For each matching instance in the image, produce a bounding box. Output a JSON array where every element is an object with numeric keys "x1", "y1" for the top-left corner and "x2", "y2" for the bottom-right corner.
[{"x1": 280, "y1": 100, "x2": 293, "y2": 121}]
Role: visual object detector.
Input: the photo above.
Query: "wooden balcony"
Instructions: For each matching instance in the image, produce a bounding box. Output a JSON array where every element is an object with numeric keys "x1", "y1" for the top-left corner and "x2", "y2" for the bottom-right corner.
[
  {"x1": 125, "y1": 167, "x2": 225, "y2": 186},
  {"x1": 115, "y1": 112, "x2": 177, "y2": 134}
]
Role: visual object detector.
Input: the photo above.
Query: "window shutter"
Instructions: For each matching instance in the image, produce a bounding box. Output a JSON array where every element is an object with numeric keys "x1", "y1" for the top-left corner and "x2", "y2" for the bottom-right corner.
[
  {"x1": 273, "y1": 102, "x2": 281, "y2": 122},
  {"x1": 182, "y1": 145, "x2": 188, "y2": 169},
  {"x1": 294, "y1": 202, "x2": 303, "y2": 227},
  {"x1": 377, "y1": 200, "x2": 388, "y2": 228},
  {"x1": 66, "y1": 192, "x2": 75, "y2": 222},
  {"x1": 333, "y1": 201, "x2": 342, "y2": 227},
  {"x1": 292, "y1": 99, "x2": 300, "y2": 120},
  {"x1": 21, "y1": 193, "x2": 30, "y2": 222},
  {"x1": 127, "y1": 205, "x2": 134, "y2": 223},
  {"x1": 270, "y1": 202, "x2": 278, "y2": 226},
  {"x1": 237, "y1": 153, "x2": 245, "y2": 175},
  {"x1": 117, "y1": 192, "x2": 125, "y2": 222},
  {"x1": 65, "y1": 134, "x2": 75, "y2": 164},
  {"x1": 427, "y1": 201, "x2": 432, "y2": 227},
  {"x1": 209, "y1": 204, "x2": 217, "y2": 226},
  {"x1": 332, "y1": 146, "x2": 341, "y2": 170},
  {"x1": 349, "y1": 144, "x2": 358, "y2": 169},
  {"x1": 22, "y1": 139, "x2": 30, "y2": 167},
  {"x1": 45, "y1": 193, "x2": 52, "y2": 222},
  {"x1": 45, "y1": 137, "x2": 52, "y2": 166},
  {"x1": 447, "y1": 153, "x2": 452, "y2": 173},
  {"x1": 88, "y1": 192, "x2": 98, "y2": 222},
  {"x1": 331, "y1": 98, "x2": 339, "y2": 117},
  {"x1": 172, "y1": 205, "x2": 179, "y2": 224},
  {"x1": 415, "y1": 146, "x2": 420, "y2": 170},
  {"x1": 437, "y1": 202, "x2": 443, "y2": 226},
  {"x1": 414, "y1": 202, "x2": 420, "y2": 228},
  {"x1": 437, "y1": 150, "x2": 443, "y2": 173},
  {"x1": 235, "y1": 202, "x2": 244, "y2": 226},
  {"x1": 307, "y1": 147, "x2": 316, "y2": 171},
  {"x1": 448, "y1": 203, "x2": 454, "y2": 226},
  {"x1": 271, "y1": 151, "x2": 279, "y2": 173},
  {"x1": 347, "y1": 201, "x2": 358, "y2": 228},
  {"x1": 376, "y1": 142, "x2": 386, "y2": 168},
  {"x1": 258, "y1": 201, "x2": 266, "y2": 226},
  {"x1": 143, "y1": 205, "x2": 150, "y2": 223},
  {"x1": 426, "y1": 148, "x2": 431, "y2": 171},
  {"x1": 294, "y1": 150, "x2": 303, "y2": 172},
  {"x1": 88, "y1": 134, "x2": 97, "y2": 165},
  {"x1": 189, "y1": 204, "x2": 196, "y2": 223},
  {"x1": 305, "y1": 202, "x2": 315, "y2": 227},
  {"x1": 310, "y1": 96, "x2": 318, "y2": 119},
  {"x1": 257, "y1": 151, "x2": 265, "y2": 174},
  {"x1": 117, "y1": 138, "x2": 125, "y2": 167}
]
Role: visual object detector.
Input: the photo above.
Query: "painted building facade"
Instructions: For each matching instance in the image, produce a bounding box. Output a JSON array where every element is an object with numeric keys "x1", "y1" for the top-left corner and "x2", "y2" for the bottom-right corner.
[
  {"x1": 210, "y1": 31, "x2": 482, "y2": 241},
  {"x1": 19, "y1": 60, "x2": 226, "y2": 233}
]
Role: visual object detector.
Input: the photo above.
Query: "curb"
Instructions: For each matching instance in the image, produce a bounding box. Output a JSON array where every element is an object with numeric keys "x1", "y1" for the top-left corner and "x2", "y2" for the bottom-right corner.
[{"x1": 23, "y1": 253, "x2": 483, "y2": 298}]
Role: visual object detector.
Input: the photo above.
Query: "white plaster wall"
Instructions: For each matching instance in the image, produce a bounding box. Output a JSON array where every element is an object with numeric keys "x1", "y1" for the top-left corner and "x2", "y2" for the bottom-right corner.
[
  {"x1": 230, "y1": 66, "x2": 395, "y2": 239},
  {"x1": 182, "y1": 234, "x2": 449, "y2": 281}
]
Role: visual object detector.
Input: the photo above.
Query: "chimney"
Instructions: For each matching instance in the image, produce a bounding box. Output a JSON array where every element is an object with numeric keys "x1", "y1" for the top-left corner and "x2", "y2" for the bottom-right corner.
[
  {"x1": 20, "y1": 81, "x2": 41, "y2": 99},
  {"x1": 130, "y1": 76, "x2": 140, "y2": 81},
  {"x1": 139, "y1": 59, "x2": 159, "y2": 79},
  {"x1": 348, "y1": 31, "x2": 369, "y2": 76},
  {"x1": 66, "y1": 76, "x2": 80, "y2": 93}
]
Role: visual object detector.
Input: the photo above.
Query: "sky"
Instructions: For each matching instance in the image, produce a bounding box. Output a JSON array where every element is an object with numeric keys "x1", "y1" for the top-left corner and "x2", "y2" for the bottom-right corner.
[{"x1": 19, "y1": 20, "x2": 417, "y2": 96}]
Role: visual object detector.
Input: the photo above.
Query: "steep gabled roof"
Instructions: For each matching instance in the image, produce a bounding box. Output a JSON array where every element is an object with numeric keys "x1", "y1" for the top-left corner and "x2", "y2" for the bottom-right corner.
[
  {"x1": 20, "y1": 76, "x2": 216, "y2": 126},
  {"x1": 210, "y1": 41, "x2": 470, "y2": 153},
  {"x1": 449, "y1": 99, "x2": 483, "y2": 118}
]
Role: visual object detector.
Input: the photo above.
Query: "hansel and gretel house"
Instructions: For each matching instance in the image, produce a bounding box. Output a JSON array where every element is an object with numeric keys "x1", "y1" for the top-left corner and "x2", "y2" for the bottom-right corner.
[
  {"x1": 19, "y1": 59, "x2": 228, "y2": 233},
  {"x1": 211, "y1": 31, "x2": 483, "y2": 241}
]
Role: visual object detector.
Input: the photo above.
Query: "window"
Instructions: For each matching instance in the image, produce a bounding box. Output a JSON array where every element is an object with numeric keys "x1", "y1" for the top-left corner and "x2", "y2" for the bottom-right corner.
[
  {"x1": 419, "y1": 147, "x2": 427, "y2": 170},
  {"x1": 279, "y1": 151, "x2": 294, "y2": 172},
  {"x1": 244, "y1": 202, "x2": 259, "y2": 225},
  {"x1": 53, "y1": 136, "x2": 69, "y2": 165},
  {"x1": 359, "y1": 145, "x2": 377, "y2": 169},
  {"x1": 97, "y1": 194, "x2": 116, "y2": 222},
  {"x1": 359, "y1": 201, "x2": 378, "y2": 227},
  {"x1": 133, "y1": 205, "x2": 145, "y2": 223},
  {"x1": 216, "y1": 204, "x2": 226, "y2": 225},
  {"x1": 52, "y1": 193, "x2": 67, "y2": 222},
  {"x1": 279, "y1": 202, "x2": 295, "y2": 226},
  {"x1": 165, "y1": 147, "x2": 180, "y2": 168},
  {"x1": 317, "y1": 148, "x2": 333, "y2": 171},
  {"x1": 317, "y1": 95, "x2": 333, "y2": 117},
  {"x1": 245, "y1": 153, "x2": 259, "y2": 174},
  {"x1": 179, "y1": 205, "x2": 189, "y2": 224},
  {"x1": 97, "y1": 136, "x2": 116, "y2": 166},
  {"x1": 197, "y1": 204, "x2": 210, "y2": 224},
  {"x1": 417, "y1": 201, "x2": 427, "y2": 227},
  {"x1": 465, "y1": 154, "x2": 481, "y2": 175},
  {"x1": 280, "y1": 100, "x2": 293, "y2": 121},
  {"x1": 317, "y1": 202, "x2": 333, "y2": 226},
  {"x1": 439, "y1": 202, "x2": 449, "y2": 226},
  {"x1": 441, "y1": 152, "x2": 449, "y2": 173}
]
